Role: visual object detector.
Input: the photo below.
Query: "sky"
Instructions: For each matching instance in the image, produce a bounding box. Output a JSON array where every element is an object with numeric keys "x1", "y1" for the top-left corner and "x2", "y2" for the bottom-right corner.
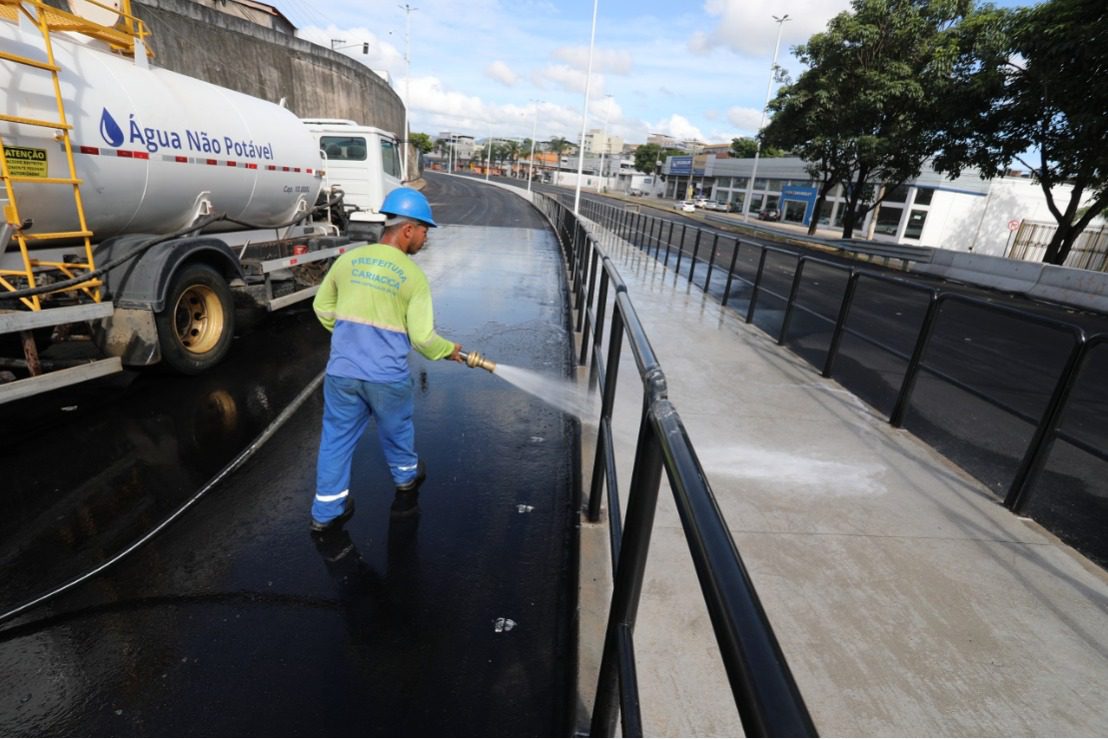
[{"x1": 280, "y1": 0, "x2": 1033, "y2": 147}]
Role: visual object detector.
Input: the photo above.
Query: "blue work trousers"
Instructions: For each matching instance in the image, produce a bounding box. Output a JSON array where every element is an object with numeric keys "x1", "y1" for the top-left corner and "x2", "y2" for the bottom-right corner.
[{"x1": 313, "y1": 374, "x2": 420, "y2": 523}]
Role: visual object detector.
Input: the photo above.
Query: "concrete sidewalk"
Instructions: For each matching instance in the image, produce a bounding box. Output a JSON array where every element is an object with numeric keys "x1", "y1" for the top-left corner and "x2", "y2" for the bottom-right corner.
[{"x1": 572, "y1": 212, "x2": 1108, "y2": 736}]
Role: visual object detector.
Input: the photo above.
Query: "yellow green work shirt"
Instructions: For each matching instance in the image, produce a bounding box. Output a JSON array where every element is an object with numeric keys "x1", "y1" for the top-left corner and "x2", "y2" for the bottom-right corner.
[{"x1": 313, "y1": 243, "x2": 454, "y2": 381}]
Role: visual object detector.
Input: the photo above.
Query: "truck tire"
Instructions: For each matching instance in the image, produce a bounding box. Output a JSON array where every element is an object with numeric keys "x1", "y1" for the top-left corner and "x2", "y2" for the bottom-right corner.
[{"x1": 154, "y1": 262, "x2": 235, "y2": 375}]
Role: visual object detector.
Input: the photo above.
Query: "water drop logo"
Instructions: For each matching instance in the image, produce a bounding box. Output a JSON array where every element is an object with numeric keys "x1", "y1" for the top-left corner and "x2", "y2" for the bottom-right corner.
[{"x1": 99, "y1": 108, "x2": 124, "y2": 147}]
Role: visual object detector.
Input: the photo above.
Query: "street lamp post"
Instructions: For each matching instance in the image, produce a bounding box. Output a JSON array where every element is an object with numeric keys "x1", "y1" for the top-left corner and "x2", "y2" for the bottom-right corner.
[
  {"x1": 743, "y1": 13, "x2": 790, "y2": 220},
  {"x1": 330, "y1": 39, "x2": 369, "y2": 54},
  {"x1": 598, "y1": 93, "x2": 613, "y2": 193},
  {"x1": 527, "y1": 101, "x2": 540, "y2": 193},
  {"x1": 573, "y1": 0, "x2": 600, "y2": 215},
  {"x1": 485, "y1": 127, "x2": 494, "y2": 182},
  {"x1": 399, "y1": 4, "x2": 417, "y2": 182}
]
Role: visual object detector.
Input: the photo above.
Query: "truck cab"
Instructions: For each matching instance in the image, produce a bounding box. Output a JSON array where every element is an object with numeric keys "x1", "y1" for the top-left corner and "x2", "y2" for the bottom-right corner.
[{"x1": 301, "y1": 119, "x2": 402, "y2": 239}]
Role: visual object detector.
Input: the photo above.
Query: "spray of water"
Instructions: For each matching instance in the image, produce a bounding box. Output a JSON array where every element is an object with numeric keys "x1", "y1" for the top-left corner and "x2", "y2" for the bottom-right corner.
[{"x1": 493, "y1": 364, "x2": 596, "y2": 420}]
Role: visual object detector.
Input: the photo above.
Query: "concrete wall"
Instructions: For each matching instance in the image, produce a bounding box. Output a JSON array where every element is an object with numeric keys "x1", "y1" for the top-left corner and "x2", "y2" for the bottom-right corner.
[{"x1": 132, "y1": 0, "x2": 404, "y2": 141}]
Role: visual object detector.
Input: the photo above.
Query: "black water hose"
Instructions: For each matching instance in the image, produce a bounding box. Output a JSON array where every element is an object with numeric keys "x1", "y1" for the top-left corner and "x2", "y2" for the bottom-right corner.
[
  {"x1": 0, "y1": 369, "x2": 326, "y2": 630},
  {"x1": 0, "y1": 193, "x2": 344, "y2": 302}
]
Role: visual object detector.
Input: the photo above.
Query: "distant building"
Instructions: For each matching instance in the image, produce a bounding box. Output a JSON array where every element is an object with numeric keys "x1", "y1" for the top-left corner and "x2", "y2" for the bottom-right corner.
[
  {"x1": 437, "y1": 132, "x2": 476, "y2": 161},
  {"x1": 191, "y1": 0, "x2": 296, "y2": 34},
  {"x1": 645, "y1": 133, "x2": 707, "y2": 152},
  {"x1": 661, "y1": 154, "x2": 1085, "y2": 256},
  {"x1": 583, "y1": 128, "x2": 624, "y2": 157}
]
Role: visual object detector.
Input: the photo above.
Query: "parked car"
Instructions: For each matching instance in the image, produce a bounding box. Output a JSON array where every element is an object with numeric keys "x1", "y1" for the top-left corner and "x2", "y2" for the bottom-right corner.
[
  {"x1": 694, "y1": 197, "x2": 710, "y2": 209},
  {"x1": 704, "y1": 201, "x2": 728, "y2": 211},
  {"x1": 674, "y1": 200, "x2": 696, "y2": 212},
  {"x1": 757, "y1": 208, "x2": 781, "y2": 221}
]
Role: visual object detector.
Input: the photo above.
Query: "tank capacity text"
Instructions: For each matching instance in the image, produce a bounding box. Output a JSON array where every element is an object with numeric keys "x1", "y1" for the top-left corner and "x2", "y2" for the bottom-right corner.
[{"x1": 127, "y1": 115, "x2": 274, "y2": 159}]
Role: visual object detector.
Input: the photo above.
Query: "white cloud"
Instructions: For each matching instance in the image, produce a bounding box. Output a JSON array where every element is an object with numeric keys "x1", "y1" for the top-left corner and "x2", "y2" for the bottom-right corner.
[
  {"x1": 485, "y1": 60, "x2": 519, "y2": 87},
  {"x1": 648, "y1": 114, "x2": 706, "y2": 143},
  {"x1": 552, "y1": 46, "x2": 633, "y2": 74},
  {"x1": 692, "y1": 0, "x2": 851, "y2": 58},
  {"x1": 534, "y1": 64, "x2": 607, "y2": 96},
  {"x1": 407, "y1": 77, "x2": 586, "y2": 140},
  {"x1": 727, "y1": 106, "x2": 766, "y2": 136}
]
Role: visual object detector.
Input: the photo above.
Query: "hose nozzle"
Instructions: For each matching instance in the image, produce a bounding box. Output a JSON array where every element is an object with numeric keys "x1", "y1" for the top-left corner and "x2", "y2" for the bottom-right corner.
[{"x1": 458, "y1": 350, "x2": 496, "y2": 373}]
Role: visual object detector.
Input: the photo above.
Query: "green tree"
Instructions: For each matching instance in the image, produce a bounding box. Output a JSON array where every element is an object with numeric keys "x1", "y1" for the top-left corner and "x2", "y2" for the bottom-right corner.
[
  {"x1": 932, "y1": 0, "x2": 1108, "y2": 264},
  {"x1": 763, "y1": 72, "x2": 851, "y2": 235},
  {"x1": 765, "y1": 0, "x2": 974, "y2": 238},
  {"x1": 632, "y1": 143, "x2": 684, "y2": 176},
  {"x1": 503, "y1": 139, "x2": 522, "y2": 174},
  {"x1": 730, "y1": 136, "x2": 784, "y2": 159},
  {"x1": 409, "y1": 132, "x2": 433, "y2": 155},
  {"x1": 547, "y1": 136, "x2": 572, "y2": 159}
]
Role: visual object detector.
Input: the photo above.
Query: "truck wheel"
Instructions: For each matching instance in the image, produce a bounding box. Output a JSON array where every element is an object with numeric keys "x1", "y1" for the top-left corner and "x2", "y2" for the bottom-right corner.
[{"x1": 155, "y1": 262, "x2": 235, "y2": 374}]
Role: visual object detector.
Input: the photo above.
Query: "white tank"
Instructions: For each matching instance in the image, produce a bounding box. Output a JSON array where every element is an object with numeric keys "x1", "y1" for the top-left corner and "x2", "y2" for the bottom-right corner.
[{"x1": 0, "y1": 23, "x2": 325, "y2": 246}]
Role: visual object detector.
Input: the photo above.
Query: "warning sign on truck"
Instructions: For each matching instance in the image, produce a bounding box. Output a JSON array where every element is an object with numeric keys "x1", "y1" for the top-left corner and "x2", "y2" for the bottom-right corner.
[{"x1": 2, "y1": 146, "x2": 48, "y2": 178}]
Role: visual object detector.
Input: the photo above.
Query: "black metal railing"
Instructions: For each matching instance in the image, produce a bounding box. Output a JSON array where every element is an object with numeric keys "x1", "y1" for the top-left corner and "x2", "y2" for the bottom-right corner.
[
  {"x1": 581, "y1": 196, "x2": 1108, "y2": 563},
  {"x1": 532, "y1": 192, "x2": 817, "y2": 738}
]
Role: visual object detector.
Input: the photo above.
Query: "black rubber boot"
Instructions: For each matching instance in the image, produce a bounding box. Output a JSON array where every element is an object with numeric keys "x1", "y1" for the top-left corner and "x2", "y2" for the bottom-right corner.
[
  {"x1": 309, "y1": 496, "x2": 356, "y2": 533},
  {"x1": 391, "y1": 461, "x2": 426, "y2": 517},
  {"x1": 395, "y1": 460, "x2": 426, "y2": 492}
]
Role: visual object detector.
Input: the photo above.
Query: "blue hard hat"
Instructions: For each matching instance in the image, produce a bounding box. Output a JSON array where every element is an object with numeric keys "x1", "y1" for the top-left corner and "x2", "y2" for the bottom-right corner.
[{"x1": 380, "y1": 187, "x2": 437, "y2": 227}]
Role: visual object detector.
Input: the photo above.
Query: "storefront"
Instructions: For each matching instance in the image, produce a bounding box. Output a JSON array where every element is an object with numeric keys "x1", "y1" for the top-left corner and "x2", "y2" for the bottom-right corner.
[{"x1": 658, "y1": 154, "x2": 1071, "y2": 256}]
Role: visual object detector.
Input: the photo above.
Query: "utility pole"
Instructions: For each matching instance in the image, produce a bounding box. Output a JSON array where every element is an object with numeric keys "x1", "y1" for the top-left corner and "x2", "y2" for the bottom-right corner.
[
  {"x1": 743, "y1": 13, "x2": 790, "y2": 220},
  {"x1": 527, "y1": 101, "x2": 540, "y2": 193},
  {"x1": 399, "y1": 3, "x2": 417, "y2": 182},
  {"x1": 485, "y1": 126, "x2": 493, "y2": 181},
  {"x1": 598, "y1": 94, "x2": 613, "y2": 193},
  {"x1": 573, "y1": 0, "x2": 599, "y2": 215}
]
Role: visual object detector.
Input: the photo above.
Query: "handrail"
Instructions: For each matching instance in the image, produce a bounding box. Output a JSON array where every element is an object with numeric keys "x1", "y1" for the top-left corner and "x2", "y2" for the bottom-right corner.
[{"x1": 532, "y1": 191, "x2": 816, "y2": 738}]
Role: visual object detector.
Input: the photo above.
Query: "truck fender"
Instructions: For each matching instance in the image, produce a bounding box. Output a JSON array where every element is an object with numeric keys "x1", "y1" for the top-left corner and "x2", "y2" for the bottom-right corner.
[
  {"x1": 95, "y1": 235, "x2": 245, "y2": 312},
  {"x1": 90, "y1": 236, "x2": 244, "y2": 367}
]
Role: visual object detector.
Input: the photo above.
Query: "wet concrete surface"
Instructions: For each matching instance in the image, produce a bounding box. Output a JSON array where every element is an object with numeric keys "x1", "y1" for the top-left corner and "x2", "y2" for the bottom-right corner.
[{"x1": 0, "y1": 174, "x2": 579, "y2": 735}]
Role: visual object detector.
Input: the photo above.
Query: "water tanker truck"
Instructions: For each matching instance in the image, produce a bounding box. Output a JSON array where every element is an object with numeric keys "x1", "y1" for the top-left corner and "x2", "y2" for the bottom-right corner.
[{"x1": 0, "y1": 1, "x2": 403, "y2": 402}]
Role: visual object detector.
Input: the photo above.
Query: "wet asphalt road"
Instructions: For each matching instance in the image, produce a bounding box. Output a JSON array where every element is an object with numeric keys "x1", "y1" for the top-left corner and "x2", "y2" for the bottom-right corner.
[{"x1": 0, "y1": 173, "x2": 578, "y2": 735}]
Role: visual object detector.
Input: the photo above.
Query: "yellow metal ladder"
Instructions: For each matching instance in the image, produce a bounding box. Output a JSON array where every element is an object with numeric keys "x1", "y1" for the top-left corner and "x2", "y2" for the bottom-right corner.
[{"x1": 0, "y1": 0, "x2": 151, "y2": 310}]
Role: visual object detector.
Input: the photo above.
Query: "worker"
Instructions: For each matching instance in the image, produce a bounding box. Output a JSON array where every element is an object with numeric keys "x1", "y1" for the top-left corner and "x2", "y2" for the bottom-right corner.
[{"x1": 310, "y1": 187, "x2": 462, "y2": 532}]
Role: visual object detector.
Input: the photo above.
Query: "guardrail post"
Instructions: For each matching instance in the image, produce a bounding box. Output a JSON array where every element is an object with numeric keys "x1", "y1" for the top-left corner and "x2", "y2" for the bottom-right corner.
[
  {"x1": 1004, "y1": 335, "x2": 1088, "y2": 512},
  {"x1": 746, "y1": 247, "x2": 769, "y2": 324},
  {"x1": 702, "y1": 233, "x2": 720, "y2": 290},
  {"x1": 590, "y1": 402, "x2": 665, "y2": 737},
  {"x1": 579, "y1": 245, "x2": 601, "y2": 349},
  {"x1": 666, "y1": 223, "x2": 684, "y2": 268},
  {"x1": 721, "y1": 239, "x2": 742, "y2": 307},
  {"x1": 778, "y1": 257, "x2": 806, "y2": 345},
  {"x1": 682, "y1": 228, "x2": 700, "y2": 282},
  {"x1": 590, "y1": 266, "x2": 612, "y2": 389},
  {"x1": 888, "y1": 291, "x2": 941, "y2": 423},
  {"x1": 588, "y1": 301, "x2": 626, "y2": 522},
  {"x1": 822, "y1": 271, "x2": 861, "y2": 379}
]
